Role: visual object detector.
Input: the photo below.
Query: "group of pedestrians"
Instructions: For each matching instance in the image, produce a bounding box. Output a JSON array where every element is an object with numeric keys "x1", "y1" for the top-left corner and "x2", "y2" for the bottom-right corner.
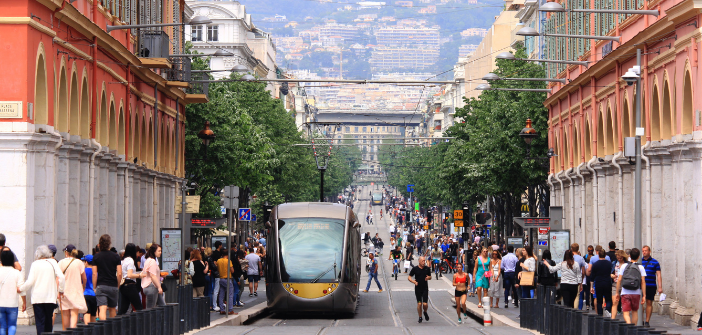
[
  {"x1": 205, "y1": 240, "x2": 264, "y2": 316},
  {"x1": 0, "y1": 233, "x2": 169, "y2": 335}
]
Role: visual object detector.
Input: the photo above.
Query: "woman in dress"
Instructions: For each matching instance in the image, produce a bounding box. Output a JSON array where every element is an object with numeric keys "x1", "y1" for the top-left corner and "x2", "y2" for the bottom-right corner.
[
  {"x1": 0, "y1": 249, "x2": 26, "y2": 335},
  {"x1": 57, "y1": 245, "x2": 87, "y2": 330},
  {"x1": 488, "y1": 249, "x2": 503, "y2": 308},
  {"x1": 452, "y1": 263, "x2": 469, "y2": 324},
  {"x1": 473, "y1": 248, "x2": 490, "y2": 308},
  {"x1": 190, "y1": 250, "x2": 208, "y2": 297}
]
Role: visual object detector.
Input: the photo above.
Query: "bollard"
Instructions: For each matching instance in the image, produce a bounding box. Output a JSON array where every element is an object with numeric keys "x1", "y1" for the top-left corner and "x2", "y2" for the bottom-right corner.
[
  {"x1": 162, "y1": 305, "x2": 173, "y2": 335},
  {"x1": 127, "y1": 313, "x2": 138, "y2": 335},
  {"x1": 167, "y1": 303, "x2": 179, "y2": 335},
  {"x1": 564, "y1": 307, "x2": 573, "y2": 334},
  {"x1": 190, "y1": 297, "x2": 199, "y2": 330},
  {"x1": 593, "y1": 315, "x2": 604, "y2": 335},
  {"x1": 152, "y1": 307, "x2": 163, "y2": 335},
  {"x1": 647, "y1": 330, "x2": 665, "y2": 335},
  {"x1": 617, "y1": 321, "x2": 630, "y2": 335},
  {"x1": 603, "y1": 318, "x2": 612, "y2": 335},
  {"x1": 112, "y1": 316, "x2": 122, "y2": 335},
  {"x1": 536, "y1": 285, "x2": 544, "y2": 333},
  {"x1": 92, "y1": 321, "x2": 104, "y2": 335},
  {"x1": 549, "y1": 304, "x2": 558, "y2": 335},
  {"x1": 481, "y1": 297, "x2": 492, "y2": 326},
  {"x1": 572, "y1": 310, "x2": 584, "y2": 335},
  {"x1": 101, "y1": 320, "x2": 114, "y2": 335},
  {"x1": 637, "y1": 327, "x2": 651, "y2": 335},
  {"x1": 626, "y1": 325, "x2": 639, "y2": 335},
  {"x1": 609, "y1": 319, "x2": 624, "y2": 335},
  {"x1": 135, "y1": 311, "x2": 145, "y2": 335},
  {"x1": 67, "y1": 327, "x2": 83, "y2": 335},
  {"x1": 77, "y1": 324, "x2": 93, "y2": 335}
]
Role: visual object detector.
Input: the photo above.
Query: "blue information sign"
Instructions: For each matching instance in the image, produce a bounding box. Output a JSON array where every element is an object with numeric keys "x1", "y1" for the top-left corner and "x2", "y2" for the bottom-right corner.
[
  {"x1": 238, "y1": 208, "x2": 251, "y2": 221},
  {"x1": 407, "y1": 184, "x2": 415, "y2": 193},
  {"x1": 251, "y1": 214, "x2": 257, "y2": 222}
]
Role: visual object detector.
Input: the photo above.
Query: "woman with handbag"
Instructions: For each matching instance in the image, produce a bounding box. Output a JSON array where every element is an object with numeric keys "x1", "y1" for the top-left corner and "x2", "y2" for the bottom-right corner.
[
  {"x1": 118, "y1": 244, "x2": 143, "y2": 315},
  {"x1": 20, "y1": 245, "x2": 65, "y2": 335},
  {"x1": 0, "y1": 249, "x2": 26, "y2": 335},
  {"x1": 473, "y1": 248, "x2": 490, "y2": 308},
  {"x1": 190, "y1": 250, "x2": 208, "y2": 297},
  {"x1": 518, "y1": 246, "x2": 537, "y2": 299},
  {"x1": 57, "y1": 245, "x2": 87, "y2": 329}
]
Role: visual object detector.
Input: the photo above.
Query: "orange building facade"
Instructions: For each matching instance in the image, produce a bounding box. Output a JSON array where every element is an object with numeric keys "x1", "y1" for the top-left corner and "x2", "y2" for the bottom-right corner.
[
  {"x1": 545, "y1": 0, "x2": 702, "y2": 313},
  {"x1": 0, "y1": 0, "x2": 201, "y2": 273}
]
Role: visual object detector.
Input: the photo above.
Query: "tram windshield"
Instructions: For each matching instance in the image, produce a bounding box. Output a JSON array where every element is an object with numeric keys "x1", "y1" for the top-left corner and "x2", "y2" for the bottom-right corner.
[
  {"x1": 278, "y1": 217, "x2": 345, "y2": 283},
  {"x1": 372, "y1": 193, "x2": 382, "y2": 201}
]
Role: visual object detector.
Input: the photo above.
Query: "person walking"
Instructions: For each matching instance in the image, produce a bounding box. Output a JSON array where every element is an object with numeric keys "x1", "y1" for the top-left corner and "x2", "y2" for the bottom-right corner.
[
  {"x1": 245, "y1": 250, "x2": 262, "y2": 297},
  {"x1": 473, "y1": 248, "x2": 490, "y2": 308},
  {"x1": 615, "y1": 248, "x2": 646, "y2": 324},
  {"x1": 408, "y1": 256, "x2": 432, "y2": 323},
  {"x1": 20, "y1": 245, "x2": 65, "y2": 335},
  {"x1": 81, "y1": 255, "x2": 97, "y2": 325},
  {"x1": 543, "y1": 250, "x2": 581, "y2": 308},
  {"x1": 0, "y1": 249, "x2": 26, "y2": 335},
  {"x1": 587, "y1": 248, "x2": 613, "y2": 316},
  {"x1": 468, "y1": 251, "x2": 478, "y2": 297},
  {"x1": 190, "y1": 250, "x2": 208, "y2": 297},
  {"x1": 537, "y1": 249, "x2": 558, "y2": 289},
  {"x1": 57, "y1": 245, "x2": 87, "y2": 329},
  {"x1": 641, "y1": 246, "x2": 662, "y2": 327},
  {"x1": 501, "y1": 246, "x2": 519, "y2": 308},
  {"x1": 363, "y1": 253, "x2": 382, "y2": 293},
  {"x1": 92, "y1": 234, "x2": 122, "y2": 320},
  {"x1": 236, "y1": 250, "x2": 247, "y2": 306},
  {"x1": 488, "y1": 249, "x2": 503, "y2": 308},
  {"x1": 210, "y1": 241, "x2": 223, "y2": 311},
  {"x1": 452, "y1": 263, "x2": 469, "y2": 324},
  {"x1": 141, "y1": 244, "x2": 165, "y2": 309},
  {"x1": 215, "y1": 252, "x2": 238, "y2": 315},
  {"x1": 117, "y1": 243, "x2": 142, "y2": 315},
  {"x1": 518, "y1": 246, "x2": 537, "y2": 299}
]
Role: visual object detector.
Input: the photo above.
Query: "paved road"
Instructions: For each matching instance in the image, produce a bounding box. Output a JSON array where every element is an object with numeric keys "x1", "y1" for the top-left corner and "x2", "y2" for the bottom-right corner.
[{"x1": 205, "y1": 185, "x2": 531, "y2": 335}]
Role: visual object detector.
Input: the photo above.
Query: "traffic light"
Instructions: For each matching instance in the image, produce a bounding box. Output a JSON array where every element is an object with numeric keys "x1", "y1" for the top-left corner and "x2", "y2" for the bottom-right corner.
[{"x1": 476, "y1": 212, "x2": 492, "y2": 226}]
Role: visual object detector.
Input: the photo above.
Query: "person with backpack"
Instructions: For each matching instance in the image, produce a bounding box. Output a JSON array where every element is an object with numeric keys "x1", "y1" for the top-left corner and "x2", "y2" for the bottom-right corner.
[{"x1": 615, "y1": 248, "x2": 646, "y2": 324}]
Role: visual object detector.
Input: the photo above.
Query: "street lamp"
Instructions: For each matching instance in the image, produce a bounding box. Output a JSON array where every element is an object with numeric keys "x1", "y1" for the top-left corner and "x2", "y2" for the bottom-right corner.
[
  {"x1": 476, "y1": 83, "x2": 552, "y2": 93},
  {"x1": 192, "y1": 64, "x2": 251, "y2": 73},
  {"x1": 496, "y1": 51, "x2": 590, "y2": 67},
  {"x1": 197, "y1": 121, "x2": 216, "y2": 146},
  {"x1": 516, "y1": 26, "x2": 620, "y2": 42},
  {"x1": 106, "y1": 15, "x2": 213, "y2": 33},
  {"x1": 482, "y1": 72, "x2": 567, "y2": 84},
  {"x1": 539, "y1": 2, "x2": 659, "y2": 16}
]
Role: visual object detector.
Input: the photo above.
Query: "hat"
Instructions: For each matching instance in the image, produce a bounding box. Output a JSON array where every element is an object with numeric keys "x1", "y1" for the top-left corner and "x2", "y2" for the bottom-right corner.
[
  {"x1": 81, "y1": 254, "x2": 93, "y2": 263},
  {"x1": 47, "y1": 244, "x2": 57, "y2": 255},
  {"x1": 64, "y1": 244, "x2": 76, "y2": 253}
]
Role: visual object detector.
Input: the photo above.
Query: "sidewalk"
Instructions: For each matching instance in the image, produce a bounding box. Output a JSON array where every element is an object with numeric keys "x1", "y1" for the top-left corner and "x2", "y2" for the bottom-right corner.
[{"x1": 448, "y1": 285, "x2": 699, "y2": 335}]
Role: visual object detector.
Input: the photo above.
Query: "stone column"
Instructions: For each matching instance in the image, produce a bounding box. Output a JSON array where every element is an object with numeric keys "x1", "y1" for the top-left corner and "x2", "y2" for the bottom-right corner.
[
  {"x1": 67, "y1": 136, "x2": 83, "y2": 250},
  {"x1": 55, "y1": 136, "x2": 70, "y2": 250},
  {"x1": 146, "y1": 172, "x2": 155, "y2": 244},
  {"x1": 108, "y1": 156, "x2": 118, "y2": 241},
  {"x1": 79, "y1": 142, "x2": 93, "y2": 252},
  {"x1": 98, "y1": 152, "x2": 111, "y2": 238},
  {"x1": 594, "y1": 165, "x2": 607, "y2": 243},
  {"x1": 115, "y1": 161, "x2": 127, "y2": 249}
]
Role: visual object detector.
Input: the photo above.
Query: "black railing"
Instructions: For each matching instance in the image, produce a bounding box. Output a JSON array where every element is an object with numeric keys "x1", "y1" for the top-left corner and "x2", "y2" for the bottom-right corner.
[
  {"x1": 187, "y1": 72, "x2": 209, "y2": 96},
  {"x1": 43, "y1": 284, "x2": 211, "y2": 335},
  {"x1": 166, "y1": 57, "x2": 192, "y2": 82},
  {"x1": 521, "y1": 284, "x2": 666, "y2": 335}
]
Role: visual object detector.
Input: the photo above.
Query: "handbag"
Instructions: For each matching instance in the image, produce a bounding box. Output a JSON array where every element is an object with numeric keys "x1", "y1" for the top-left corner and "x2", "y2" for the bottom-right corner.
[
  {"x1": 482, "y1": 259, "x2": 492, "y2": 278},
  {"x1": 520, "y1": 271, "x2": 535, "y2": 286}
]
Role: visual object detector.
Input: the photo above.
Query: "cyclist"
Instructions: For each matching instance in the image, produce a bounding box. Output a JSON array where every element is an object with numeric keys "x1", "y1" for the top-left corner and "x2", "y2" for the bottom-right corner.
[
  {"x1": 368, "y1": 212, "x2": 374, "y2": 225},
  {"x1": 389, "y1": 246, "x2": 404, "y2": 279},
  {"x1": 431, "y1": 244, "x2": 443, "y2": 278},
  {"x1": 380, "y1": 208, "x2": 384, "y2": 219}
]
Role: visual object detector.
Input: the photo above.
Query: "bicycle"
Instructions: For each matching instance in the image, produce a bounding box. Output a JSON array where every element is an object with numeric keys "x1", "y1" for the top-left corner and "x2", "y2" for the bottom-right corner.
[
  {"x1": 439, "y1": 257, "x2": 455, "y2": 274},
  {"x1": 433, "y1": 258, "x2": 441, "y2": 280},
  {"x1": 393, "y1": 259, "x2": 400, "y2": 280}
]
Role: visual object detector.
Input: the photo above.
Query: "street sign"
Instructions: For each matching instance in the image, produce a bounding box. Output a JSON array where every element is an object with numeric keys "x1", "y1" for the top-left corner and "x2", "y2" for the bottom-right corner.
[
  {"x1": 453, "y1": 210, "x2": 464, "y2": 220},
  {"x1": 190, "y1": 218, "x2": 226, "y2": 228},
  {"x1": 513, "y1": 217, "x2": 550, "y2": 228},
  {"x1": 223, "y1": 186, "x2": 240, "y2": 199},
  {"x1": 224, "y1": 198, "x2": 239, "y2": 210},
  {"x1": 507, "y1": 237, "x2": 524, "y2": 249},
  {"x1": 424, "y1": 225, "x2": 429, "y2": 230},
  {"x1": 454, "y1": 219, "x2": 464, "y2": 227},
  {"x1": 175, "y1": 195, "x2": 201, "y2": 214},
  {"x1": 538, "y1": 227, "x2": 550, "y2": 240},
  {"x1": 407, "y1": 184, "x2": 415, "y2": 192},
  {"x1": 252, "y1": 214, "x2": 257, "y2": 222},
  {"x1": 220, "y1": 206, "x2": 226, "y2": 215},
  {"x1": 238, "y1": 208, "x2": 251, "y2": 221}
]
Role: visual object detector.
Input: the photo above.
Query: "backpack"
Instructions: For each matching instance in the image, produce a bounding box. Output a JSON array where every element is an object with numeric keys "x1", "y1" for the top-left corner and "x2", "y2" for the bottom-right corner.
[{"x1": 621, "y1": 262, "x2": 642, "y2": 290}]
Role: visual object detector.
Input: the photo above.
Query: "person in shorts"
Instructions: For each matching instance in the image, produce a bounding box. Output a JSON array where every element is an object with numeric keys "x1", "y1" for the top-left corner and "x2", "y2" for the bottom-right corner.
[
  {"x1": 408, "y1": 256, "x2": 432, "y2": 323},
  {"x1": 615, "y1": 248, "x2": 646, "y2": 324},
  {"x1": 92, "y1": 234, "x2": 122, "y2": 320},
  {"x1": 244, "y1": 250, "x2": 262, "y2": 297},
  {"x1": 82, "y1": 254, "x2": 97, "y2": 324},
  {"x1": 641, "y1": 246, "x2": 661, "y2": 327}
]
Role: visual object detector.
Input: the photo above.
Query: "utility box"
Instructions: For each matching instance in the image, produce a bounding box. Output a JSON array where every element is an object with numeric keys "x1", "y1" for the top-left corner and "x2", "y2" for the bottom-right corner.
[
  {"x1": 624, "y1": 137, "x2": 636, "y2": 157},
  {"x1": 141, "y1": 31, "x2": 170, "y2": 58}
]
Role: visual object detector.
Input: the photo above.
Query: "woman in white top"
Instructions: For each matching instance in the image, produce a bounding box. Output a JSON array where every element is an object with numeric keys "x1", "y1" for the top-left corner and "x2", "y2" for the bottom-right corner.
[
  {"x1": 19, "y1": 245, "x2": 65, "y2": 335},
  {"x1": 118, "y1": 243, "x2": 143, "y2": 315},
  {"x1": 544, "y1": 249, "x2": 581, "y2": 308},
  {"x1": 0, "y1": 249, "x2": 26, "y2": 335},
  {"x1": 488, "y1": 249, "x2": 503, "y2": 308},
  {"x1": 57, "y1": 246, "x2": 87, "y2": 330},
  {"x1": 518, "y1": 246, "x2": 537, "y2": 298}
]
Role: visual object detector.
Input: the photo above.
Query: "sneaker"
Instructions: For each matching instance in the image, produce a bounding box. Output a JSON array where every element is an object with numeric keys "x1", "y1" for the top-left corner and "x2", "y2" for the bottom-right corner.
[
  {"x1": 458, "y1": 318, "x2": 462, "y2": 324},
  {"x1": 227, "y1": 311, "x2": 238, "y2": 315},
  {"x1": 254, "y1": 292, "x2": 258, "y2": 296},
  {"x1": 418, "y1": 317, "x2": 422, "y2": 323},
  {"x1": 505, "y1": 304, "x2": 508, "y2": 308},
  {"x1": 697, "y1": 327, "x2": 702, "y2": 331},
  {"x1": 644, "y1": 322, "x2": 650, "y2": 327},
  {"x1": 424, "y1": 311, "x2": 429, "y2": 321},
  {"x1": 213, "y1": 307, "x2": 220, "y2": 312},
  {"x1": 363, "y1": 290, "x2": 369, "y2": 293},
  {"x1": 249, "y1": 293, "x2": 253, "y2": 297},
  {"x1": 378, "y1": 289, "x2": 383, "y2": 293},
  {"x1": 464, "y1": 311, "x2": 468, "y2": 318}
]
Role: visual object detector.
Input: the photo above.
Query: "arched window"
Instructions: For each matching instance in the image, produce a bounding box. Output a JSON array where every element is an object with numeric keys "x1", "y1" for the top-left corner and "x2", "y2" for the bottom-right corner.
[
  {"x1": 661, "y1": 80, "x2": 672, "y2": 140},
  {"x1": 682, "y1": 70, "x2": 693, "y2": 135},
  {"x1": 69, "y1": 71, "x2": 79, "y2": 135},
  {"x1": 651, "y1": 85, "x2": 660, "y2": 141},
  {"x1": 57, "y1": 65, "x2": 69, "y2": 132},
  {"x1": 597, "y1": 108, "x2": 605, "y2": 157},
  {"x1": 80, "y1": 75, "x2": 90, "y2": 138},
  {"x1": 34, "y1": 49, "x2": 49, "y2": 125}
]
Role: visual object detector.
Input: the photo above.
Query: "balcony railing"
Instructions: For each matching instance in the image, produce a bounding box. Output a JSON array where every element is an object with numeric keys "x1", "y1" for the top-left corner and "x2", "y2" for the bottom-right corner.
[
  {"x1": 187, "y1": 72, "x2": 209, "y2": 96},
  {"x1": 166, "y1": 57, "x2": 191, "y2": 82}
]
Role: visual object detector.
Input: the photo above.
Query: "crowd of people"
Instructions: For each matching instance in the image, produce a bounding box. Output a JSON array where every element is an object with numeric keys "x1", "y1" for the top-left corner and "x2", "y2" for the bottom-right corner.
[{"x1": 0, "y1": 231, "x2": 269, "y2": 335}]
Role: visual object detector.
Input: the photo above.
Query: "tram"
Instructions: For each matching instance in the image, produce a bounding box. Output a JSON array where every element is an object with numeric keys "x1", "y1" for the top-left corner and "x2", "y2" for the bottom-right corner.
[
  {"x1": 265, "y1": 202, "x2": 361, "y2": 314},
  {"x1": 371, "y1": 192, "x2": 383, "y2": 206}
]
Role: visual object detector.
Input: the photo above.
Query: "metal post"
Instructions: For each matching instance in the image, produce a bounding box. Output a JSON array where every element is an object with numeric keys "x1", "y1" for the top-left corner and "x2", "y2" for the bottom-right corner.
[
  {"x1": 226, "y1": 206, "x2": 232, "y2": 315},
  {"x1": 634, "y1": 48, "x2": 643, "y2": 326},
  {"x1": 320, "y1": 168, "x2": 325, "y2": 202},
  {"x1": 180, "y1": 181, "x2": 187, "y2": 286}
]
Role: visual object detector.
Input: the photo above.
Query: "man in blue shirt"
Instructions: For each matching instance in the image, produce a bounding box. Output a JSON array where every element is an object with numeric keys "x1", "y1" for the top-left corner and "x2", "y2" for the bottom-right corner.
[
  {"x1": 363, "y1": 253, "x2": 382, "y2": 293},
  {"x1": 501, "y1": 246, "x2": 519, "y2": 308},
  {"x1": 641, "y1": 246, "x2": 661, "y2": 327},
  {"x1": 259, "y1": 237, "x2": 266, "y2": 247}
]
